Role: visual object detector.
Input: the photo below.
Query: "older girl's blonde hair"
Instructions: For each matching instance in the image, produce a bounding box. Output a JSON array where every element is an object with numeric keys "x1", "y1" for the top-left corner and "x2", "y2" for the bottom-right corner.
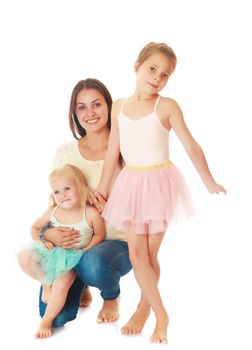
[
  {"x1": 49, "y1": 164, "x2": 88, "y2": 207},
  {"x1": 136, "y1": 42, "x2": 177, "y2": 73}
]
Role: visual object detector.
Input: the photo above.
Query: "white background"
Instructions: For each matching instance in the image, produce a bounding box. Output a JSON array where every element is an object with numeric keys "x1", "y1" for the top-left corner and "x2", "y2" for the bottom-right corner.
[{"x1": 1, "y1": 0, "x2": 251, "y2": 349}]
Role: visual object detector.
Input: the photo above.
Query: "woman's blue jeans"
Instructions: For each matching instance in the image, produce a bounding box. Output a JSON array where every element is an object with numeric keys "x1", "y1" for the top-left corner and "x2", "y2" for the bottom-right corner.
[{"x1": 39, "y1": 240, "x2": 131, "y2": 327}]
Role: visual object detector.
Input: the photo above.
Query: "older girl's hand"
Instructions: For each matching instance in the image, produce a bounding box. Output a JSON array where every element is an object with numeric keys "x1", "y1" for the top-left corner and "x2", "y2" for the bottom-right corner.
[
  {"x1": 88, "y1": 192, "x2": 107, "y2": 213},
  {"x1": 207, "y1": 182, "x2": 227, "y2": 195}
]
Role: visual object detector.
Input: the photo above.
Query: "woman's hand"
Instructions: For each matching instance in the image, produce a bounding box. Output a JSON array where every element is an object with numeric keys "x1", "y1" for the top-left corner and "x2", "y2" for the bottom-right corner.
[
  {"x1": 88, "y1": 191, "x2": 107, "y2": 213},
  {"x1": 44, "y1": 227, "x2": 81, "y2": 249}
]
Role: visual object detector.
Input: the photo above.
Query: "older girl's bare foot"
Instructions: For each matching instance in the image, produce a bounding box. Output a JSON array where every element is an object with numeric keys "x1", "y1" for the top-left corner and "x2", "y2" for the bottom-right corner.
[
  {"x1": 150, "y1": 313, "x2": 169, "y2": 344},
  {"x1": 41, "y1": 285, "x2": 51, "y2": 304},
  {"x1": 96, "y1": 298, "x2": 120, "y2": 323},
  {"x1": 79, "y1": 287, "x2": 92, "y2": 307},
  {"x1": 35, "y1": 320, "x2": 53, "y2": 338},
  {"x1": 121, "y1": 306, "x2": 150, "y2": 334}
]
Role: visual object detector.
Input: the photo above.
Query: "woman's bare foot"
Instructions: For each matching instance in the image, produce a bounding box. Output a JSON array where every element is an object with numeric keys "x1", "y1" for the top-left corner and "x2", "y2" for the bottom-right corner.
[
  {"x1": 41, "y1": 285, "x2": 52, "y2": 304},
  {"x1": 79, "y1": 287, "x2": 92, "y2": 307},
  {"x1": 121, "y1": 304, "x2": 150, "y2": 334},
  {"x1": 96, "y1": 298, "x2": 120, "y2": 323},
  {"x1": 35, "y1": 319, "x2": 53, "y2": 339},
  {"x1": 149, "y1": 313, "x2": 169, "y2": 344}
]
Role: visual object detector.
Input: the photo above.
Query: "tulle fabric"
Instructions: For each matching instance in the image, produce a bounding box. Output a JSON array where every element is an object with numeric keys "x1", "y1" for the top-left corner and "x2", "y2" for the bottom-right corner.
[
  {"x1": 31, "y1": 241, "x2": 83, "y2": 285},
  {"x1": 102, "y1": 164, "x2": 194, "y2": 234}
]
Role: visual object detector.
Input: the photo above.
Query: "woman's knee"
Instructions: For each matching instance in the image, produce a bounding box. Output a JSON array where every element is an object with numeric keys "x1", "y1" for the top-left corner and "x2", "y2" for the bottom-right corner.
[
  {"x1": 77, "y1": 250, "x2": 105, "y2": 285},
  {"x1": 76, "y1": 241, "x2": 131, "y2": 287}
]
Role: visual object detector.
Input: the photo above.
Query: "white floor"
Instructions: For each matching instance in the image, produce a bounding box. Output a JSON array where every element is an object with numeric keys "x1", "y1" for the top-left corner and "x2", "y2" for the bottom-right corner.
[
  {"x1": 3, "y1": 193, "x2": 252, "y2": 350},
  {"x1": 1, "y1": 1, "x2": 252, "y2": 348}
]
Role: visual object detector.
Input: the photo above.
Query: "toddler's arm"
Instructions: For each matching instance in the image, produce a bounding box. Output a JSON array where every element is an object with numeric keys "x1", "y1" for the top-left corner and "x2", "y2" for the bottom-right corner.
[{"x1": 31, "y1": 207, "x2": 54, "y2": 241}]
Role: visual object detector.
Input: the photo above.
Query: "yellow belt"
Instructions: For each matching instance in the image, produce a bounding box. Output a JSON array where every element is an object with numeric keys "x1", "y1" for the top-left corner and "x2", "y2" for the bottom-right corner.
[{"x1": 125, "y1": 160, "x2": 172, "y2": 170}]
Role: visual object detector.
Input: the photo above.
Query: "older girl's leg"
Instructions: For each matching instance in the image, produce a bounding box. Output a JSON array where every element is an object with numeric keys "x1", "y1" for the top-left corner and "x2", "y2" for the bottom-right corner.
[
  {"x1": 121, "y1": 233, "x2": 164, "y2": 334},
  {"x1": 126, "y1": 232, "x2": 168, "y2": 344}
]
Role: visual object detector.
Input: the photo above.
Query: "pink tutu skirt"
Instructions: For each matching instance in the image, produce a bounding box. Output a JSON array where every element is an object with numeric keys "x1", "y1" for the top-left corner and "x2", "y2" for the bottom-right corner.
[{"x1": 102, "y1": 162, "x2": 194, "y2": 234}]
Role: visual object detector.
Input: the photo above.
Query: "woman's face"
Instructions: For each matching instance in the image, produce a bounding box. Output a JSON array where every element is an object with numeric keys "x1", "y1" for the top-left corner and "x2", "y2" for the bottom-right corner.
[{"x1": 75, "y1": 88, "x2": 109, "y2": 133}]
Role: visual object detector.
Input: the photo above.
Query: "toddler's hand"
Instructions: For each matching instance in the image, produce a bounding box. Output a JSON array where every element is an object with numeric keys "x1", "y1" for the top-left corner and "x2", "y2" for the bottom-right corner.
[{"x1": 43, "y1": 241, "x2": 54, "y2": 250}]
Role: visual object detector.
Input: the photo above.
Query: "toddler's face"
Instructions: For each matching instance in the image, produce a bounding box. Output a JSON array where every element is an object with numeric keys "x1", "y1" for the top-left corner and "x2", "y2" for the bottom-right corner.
[{"x1": 51, "y1": 177, "x2": 80, "y2": 209}]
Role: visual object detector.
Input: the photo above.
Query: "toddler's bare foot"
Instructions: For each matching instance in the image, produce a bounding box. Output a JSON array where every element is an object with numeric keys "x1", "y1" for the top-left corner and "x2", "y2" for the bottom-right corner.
[
  {"x1": 96, "y1": 298, "x2": 120, "y2": 323},
  {"x1": 35, "y1": 319, "x2": 53, "y2": 339},
  {"x1": 41, "y1": 285, "x2": 51, "y2": 304},
  {"x1": 79, "y1": 287, "x2": 92, "y2": 307},
  {"x1": 150, "y1": 313, "x2": 169, "y2": 344},
  {"x1": 121, "y1": 305, "x2": 150, "y2": 334}
]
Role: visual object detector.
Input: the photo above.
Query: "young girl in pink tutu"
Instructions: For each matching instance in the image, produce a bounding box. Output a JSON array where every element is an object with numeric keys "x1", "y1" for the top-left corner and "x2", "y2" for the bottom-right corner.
[
  {"x1": 18, "y1": 164, "x2": 105, "y2": 338},
  {"x1": 95, "y1": 42, "x2": 226, "y2": 344}
]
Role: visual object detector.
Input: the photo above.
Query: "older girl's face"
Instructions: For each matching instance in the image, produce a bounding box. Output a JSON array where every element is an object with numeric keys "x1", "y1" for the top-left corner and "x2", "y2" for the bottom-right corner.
[
  {"x1": 75, "y1": 88, "x2": 109, "y2": 133},
  {"x1": 135, "y1": 53, "x2": 173, "y2": 95}
]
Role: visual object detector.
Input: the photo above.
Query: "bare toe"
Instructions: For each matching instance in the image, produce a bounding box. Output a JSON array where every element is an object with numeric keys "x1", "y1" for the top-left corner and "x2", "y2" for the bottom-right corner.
[
  {"x1": 96, "y1": 299, "x2": 120, "y2": 323},
  {"x1": 79, "y1": 287, "x2": 92, "y2": 308},
  {"x1": 121, "y1": 308, "x2": 150, "y2": 335}
]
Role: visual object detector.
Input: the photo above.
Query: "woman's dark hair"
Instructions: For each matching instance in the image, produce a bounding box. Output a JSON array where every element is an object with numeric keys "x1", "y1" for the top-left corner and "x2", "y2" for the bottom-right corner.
[{"x1": 69, "y1": 78, "x2": 112, "y2": 139}]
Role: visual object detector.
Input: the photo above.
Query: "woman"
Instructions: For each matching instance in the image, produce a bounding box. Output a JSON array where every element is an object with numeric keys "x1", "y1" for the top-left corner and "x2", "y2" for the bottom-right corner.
[{"x1": 39, "y1": 78, "x2": 131, "y2": 326}]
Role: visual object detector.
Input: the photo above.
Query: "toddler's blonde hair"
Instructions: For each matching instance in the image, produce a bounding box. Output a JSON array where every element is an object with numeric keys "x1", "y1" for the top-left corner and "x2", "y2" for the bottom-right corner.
[{"x1": 49, "y1": 164, "x2": 88, "y2": 207}]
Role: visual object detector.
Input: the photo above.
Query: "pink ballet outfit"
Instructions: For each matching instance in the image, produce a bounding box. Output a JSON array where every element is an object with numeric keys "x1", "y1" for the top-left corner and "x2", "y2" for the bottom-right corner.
[{"x1": 102, "y1": 96, "x2": 194, "y2": 234}]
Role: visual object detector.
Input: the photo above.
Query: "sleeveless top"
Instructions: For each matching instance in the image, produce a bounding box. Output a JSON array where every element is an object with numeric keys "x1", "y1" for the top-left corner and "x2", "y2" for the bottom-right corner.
[
  {"x1": 118, "y1": 96, "x2": 170, "y2": 167},
  {"x1": 52, "y1": 142, "x2": 126, "y2": 241},
  {"x1": 50, "y1": 206, "x2": 93, "y2": 248}
]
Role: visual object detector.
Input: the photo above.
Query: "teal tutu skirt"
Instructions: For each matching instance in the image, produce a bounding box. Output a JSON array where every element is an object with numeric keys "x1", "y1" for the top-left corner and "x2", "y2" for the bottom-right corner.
[{"x1": 31, "y1": 241, "x2": 83, "y2": 285}]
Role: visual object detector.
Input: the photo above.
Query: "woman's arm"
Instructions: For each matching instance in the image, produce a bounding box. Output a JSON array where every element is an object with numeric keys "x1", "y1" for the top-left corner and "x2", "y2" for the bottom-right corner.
[
  {"x1": 33, "y1": 209, "x2": 80, "y2": 248},
  {"x1": 167, "y1": 98, "x2": 226, "y2": 194},
  {"x1": 44, "y1": 226, "x2": 81, "y2": 248}
]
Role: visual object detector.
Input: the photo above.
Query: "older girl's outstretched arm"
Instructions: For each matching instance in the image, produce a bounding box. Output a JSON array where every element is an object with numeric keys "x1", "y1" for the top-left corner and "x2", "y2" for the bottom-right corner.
[
  {"x1": 96, "y1": 100, "x2": 121, "y2": 199},
  {"x1": 166, "y1": 99, "x2": 226, "y2": 194}
]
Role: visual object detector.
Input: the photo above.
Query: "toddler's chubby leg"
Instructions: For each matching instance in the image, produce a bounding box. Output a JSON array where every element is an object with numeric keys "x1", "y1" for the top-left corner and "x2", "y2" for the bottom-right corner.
[
  {"x1": 36, "y1": 270, "x2": 76, "y2": 338},
  {"x1": 35, "y1": 319, "x2": 53, "y2": 339},
  {"x1": 41, "y1": 284, "x2": 52, "y2": 304}
]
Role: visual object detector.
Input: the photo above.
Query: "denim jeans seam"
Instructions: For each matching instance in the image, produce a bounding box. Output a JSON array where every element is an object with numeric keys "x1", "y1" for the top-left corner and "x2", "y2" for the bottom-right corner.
[{"x1": 109, "y1": 250, "x2": 129, "y2": 270}]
